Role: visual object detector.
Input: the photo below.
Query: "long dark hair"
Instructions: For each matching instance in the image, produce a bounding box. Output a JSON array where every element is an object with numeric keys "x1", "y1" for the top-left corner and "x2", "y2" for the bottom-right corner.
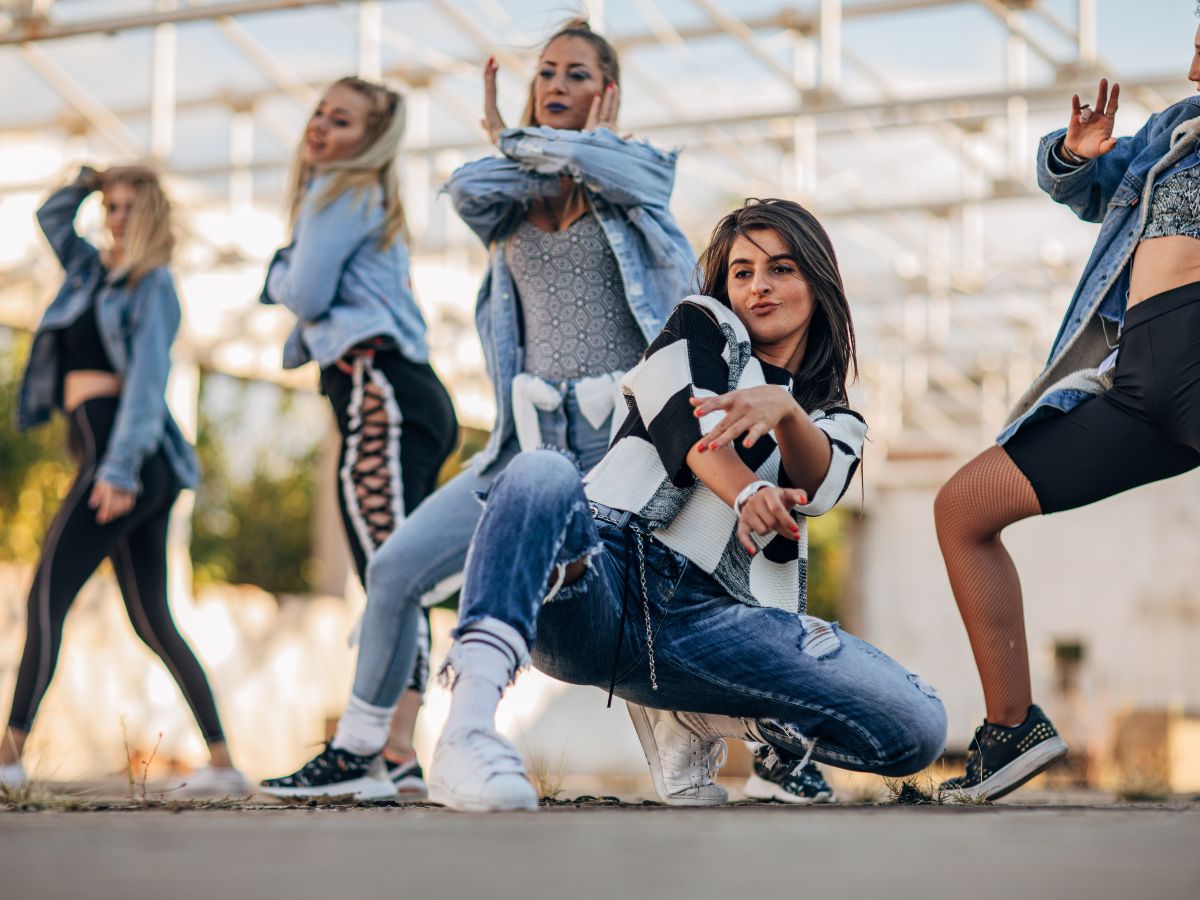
[{"x1": 697, "y1": 198, "x2": 857, "y2": 412}]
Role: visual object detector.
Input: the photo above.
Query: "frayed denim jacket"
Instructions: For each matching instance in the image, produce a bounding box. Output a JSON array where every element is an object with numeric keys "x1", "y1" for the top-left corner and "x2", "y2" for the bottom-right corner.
[
  {"x1": 260, "y1": 174, "x2": 430, "y2": 369},
  {"x1": 443, "y1": 126, "x2": 697, "y2": 472},
  {"x1": 18, "y1": 180, "x2": 199, "y2": 493},
  {"x1": 1000, "y1": 96, "x2": 1200, "y2": 443}
]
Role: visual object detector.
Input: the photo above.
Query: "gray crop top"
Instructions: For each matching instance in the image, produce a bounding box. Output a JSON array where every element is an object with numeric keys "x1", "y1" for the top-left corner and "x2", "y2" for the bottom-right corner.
[
  {"x1": 1143, "y1": 163, "x2": 1200, "y2": 241},
  {"x1": 505, "y1": 212, "x2": 646, "y2": 381}
]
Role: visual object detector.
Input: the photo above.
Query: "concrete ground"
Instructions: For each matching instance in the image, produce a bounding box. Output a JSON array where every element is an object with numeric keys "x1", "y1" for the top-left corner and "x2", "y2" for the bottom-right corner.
[{"x1": 2, "y1": 795, "x2": 1197, "y2": 900}]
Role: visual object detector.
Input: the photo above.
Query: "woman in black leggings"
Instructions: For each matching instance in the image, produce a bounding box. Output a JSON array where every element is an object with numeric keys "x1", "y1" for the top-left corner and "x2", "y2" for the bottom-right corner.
[{"x1": 1, "y1": 166, "x2": 246, "y2": 797}]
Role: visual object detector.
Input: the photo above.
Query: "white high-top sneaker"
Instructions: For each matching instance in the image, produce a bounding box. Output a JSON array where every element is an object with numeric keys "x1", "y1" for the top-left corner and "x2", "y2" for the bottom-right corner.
[
  {"x1": 627, "y1": 704, "x2": 731, "y2": 806},
  {"x1": 428, "y1": 727, "x2": 538, "y2": 812}
]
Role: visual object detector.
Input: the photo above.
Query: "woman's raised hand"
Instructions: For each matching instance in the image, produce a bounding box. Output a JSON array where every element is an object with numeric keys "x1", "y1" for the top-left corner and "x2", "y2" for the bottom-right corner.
[
  {"x1": 736, "y1": 486, "x2": 808, "y2": 554},
  {"x1": 75, "y1": 165, "x2": 103, "y2": 191},
  {"x1": 584, "y1": 82, "x2": 619, "y2": 132},
  {"x1": 481, "y1": 56, "x2": 506, "y2": 145},
  {"x1": 1066, "y1": 78, "x2": 1119, "y2": 160},
  {"x1": 691, "y1": 385, "x2": 799, "y2": 454}
]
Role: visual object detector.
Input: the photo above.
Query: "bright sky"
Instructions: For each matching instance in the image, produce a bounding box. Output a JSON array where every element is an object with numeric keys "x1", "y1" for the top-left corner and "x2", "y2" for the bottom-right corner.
[{"x1": 0, "y1": 0, "x2": 1189, "y2": 455}]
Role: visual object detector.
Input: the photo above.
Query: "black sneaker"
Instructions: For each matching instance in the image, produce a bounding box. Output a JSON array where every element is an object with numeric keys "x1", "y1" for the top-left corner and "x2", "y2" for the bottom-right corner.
[
  {"x1": 383, "y1": 753, "x2": 429, "y2": 801},
  {"x1": 939, "y1": 704, "x2": 1068, "y2": 802},
  {"x1": 743, "y1": 744, "x2": 835, "y2": 804},
  {"x1": 259, "y1": 744, "x2": 397, "y2": 801}
]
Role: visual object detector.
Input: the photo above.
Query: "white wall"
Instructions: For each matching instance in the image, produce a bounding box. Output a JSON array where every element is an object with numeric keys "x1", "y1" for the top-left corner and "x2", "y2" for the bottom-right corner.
[{"x1": 857, "y1": 471, "x2": 1200, "y2": 756}]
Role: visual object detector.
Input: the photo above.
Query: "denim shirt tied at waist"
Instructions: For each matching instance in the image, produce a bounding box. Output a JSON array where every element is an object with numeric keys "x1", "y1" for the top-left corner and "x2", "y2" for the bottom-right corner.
[
  {"x1": 443, "y1": 125, "x2": 698, "y2": 472},
  {"x1": 999, "y1": 96, "x2": 1200, "y2": 444},
  {"x1": 18, "y1": 181, "x2": 199, "y2": 493},
  {"x1": 260, "y1": 173, "x2": 431, "y2": 370}
]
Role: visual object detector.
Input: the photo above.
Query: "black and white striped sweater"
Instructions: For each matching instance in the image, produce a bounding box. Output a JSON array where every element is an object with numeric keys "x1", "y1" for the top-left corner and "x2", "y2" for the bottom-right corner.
[{"x1": 584, "y1": 295, "x2": 866, "y2": 615}]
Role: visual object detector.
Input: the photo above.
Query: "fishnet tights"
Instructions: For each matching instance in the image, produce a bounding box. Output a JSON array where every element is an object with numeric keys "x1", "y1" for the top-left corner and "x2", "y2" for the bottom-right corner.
[{"x1": 934, "y1": 445, "x2": 1042, "y2": 726}]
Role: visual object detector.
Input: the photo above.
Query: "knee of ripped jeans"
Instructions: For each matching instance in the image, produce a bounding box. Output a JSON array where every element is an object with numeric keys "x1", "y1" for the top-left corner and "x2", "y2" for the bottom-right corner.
[
  {"x1": 497, "y1": 448, "x2": 581, "y2": 495},
  {"x1": 797, "y1": 615, "x2": 842, "y2": 659}
]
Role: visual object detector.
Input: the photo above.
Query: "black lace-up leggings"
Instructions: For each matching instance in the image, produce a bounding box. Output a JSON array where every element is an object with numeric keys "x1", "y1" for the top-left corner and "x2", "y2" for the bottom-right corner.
[
  {"x1": 7, "y1": 397, "x2": 226, "y2": 743},
  {"x1": 320, "y1": 346, "x2": 458, "y2": 692}
]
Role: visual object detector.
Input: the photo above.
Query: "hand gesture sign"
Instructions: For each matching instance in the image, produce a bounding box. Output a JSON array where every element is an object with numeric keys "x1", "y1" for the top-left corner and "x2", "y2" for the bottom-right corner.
[
  {"x1": 481, "y1": 56, "x2": 507, "y2": 146},
  {"x1": 1066, "y1": 78, "x2": 1119, "y2": 160},
  {"x1": 736, "y1": 486, "x2": 808, "y2": 555},
  {"x1": 690, "y1": 385, "x2": 799, "y2": 454},
  {"x1": 584, "y1": 82, "x2": 619, "y2": 132}
]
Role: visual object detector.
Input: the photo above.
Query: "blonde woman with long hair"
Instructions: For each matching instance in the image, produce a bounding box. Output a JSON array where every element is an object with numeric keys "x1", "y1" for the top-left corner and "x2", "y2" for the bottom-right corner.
[
  {"x1": 258, "y1": 77, "x2": 457, "y2": 801},
  {"x1": 1, "y1": 166, "x2": 247, "y2": 797}
]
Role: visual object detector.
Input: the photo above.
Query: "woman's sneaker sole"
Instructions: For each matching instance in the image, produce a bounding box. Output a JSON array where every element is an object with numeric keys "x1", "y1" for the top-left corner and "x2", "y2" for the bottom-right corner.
[
  {"x1": 259, "y1": 776, "x2": 398, "y2": 802},
  {"x1": 743, "y1": 772, "x2": 833, "y2": 804},
  {"x1": 427, "y1": 782, "x2": 537, "y2": 812},
  {"x1": 943, "y1": 736, "x2": 1068, "y2": 803}
]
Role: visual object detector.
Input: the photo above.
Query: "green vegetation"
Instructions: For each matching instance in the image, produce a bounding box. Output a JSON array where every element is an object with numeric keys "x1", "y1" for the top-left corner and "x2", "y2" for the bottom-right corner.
[
  {"x1": 189, "y1": 375, "x2": 318, "y2": 594},
  {"x1": 0, "y1": 331, "x2": 72, "y2": 563}
]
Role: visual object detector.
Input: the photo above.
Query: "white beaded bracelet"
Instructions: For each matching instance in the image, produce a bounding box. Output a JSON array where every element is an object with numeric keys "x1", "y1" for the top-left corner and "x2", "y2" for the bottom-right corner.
[{"x1": 733, "y1": 480, "x2": 774, "y2": 518}]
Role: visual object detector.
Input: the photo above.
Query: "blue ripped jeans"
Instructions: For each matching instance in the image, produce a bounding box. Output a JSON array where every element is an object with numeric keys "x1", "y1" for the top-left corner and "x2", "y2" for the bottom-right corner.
[
  {"x1": 456, "y1": 450, "x2": 948, "y2": 775},
  {"x1": 353, "y1": 387, "x2": 611, "y2": 708}
]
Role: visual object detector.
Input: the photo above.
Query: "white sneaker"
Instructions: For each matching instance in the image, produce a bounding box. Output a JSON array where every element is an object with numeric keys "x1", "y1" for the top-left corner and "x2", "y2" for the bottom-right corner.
[
  {"x1": 0, "y1": 761, "x2": 26, "y2": 791},
  {"x1": 177, "y1": 765, "x2": 252, "y2": 799},
  {"x1": 428, "y1": 727, "x2": 538, "y2": 812},
  {"x1": 627, "y1": 704, "x2": 729, "y2": 806}
]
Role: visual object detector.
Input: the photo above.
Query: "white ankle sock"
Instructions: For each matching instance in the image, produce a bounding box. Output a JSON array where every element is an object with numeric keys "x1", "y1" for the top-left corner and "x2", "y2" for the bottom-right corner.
[
  {"x1": 332, "y1": 694, "x2": 395, "y2": 757},
  {"x1": 442, "y1": 635, "x2": 520, "y2": 736}
]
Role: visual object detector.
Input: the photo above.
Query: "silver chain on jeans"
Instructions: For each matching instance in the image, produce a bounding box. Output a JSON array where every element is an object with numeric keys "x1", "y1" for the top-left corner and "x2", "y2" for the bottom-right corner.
[{"x1": 634, "y1": 530, "x2": 679, "y2": 692}]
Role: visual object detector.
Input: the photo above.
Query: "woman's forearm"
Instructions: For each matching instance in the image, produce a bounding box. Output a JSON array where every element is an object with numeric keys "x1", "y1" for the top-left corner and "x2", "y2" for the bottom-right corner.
[
  {"x1": 686, "y1": 443, "x2": 759, "y2": 508},
  {"x1": 774, "y1": 407, "x2": 833, "y2": 497}
]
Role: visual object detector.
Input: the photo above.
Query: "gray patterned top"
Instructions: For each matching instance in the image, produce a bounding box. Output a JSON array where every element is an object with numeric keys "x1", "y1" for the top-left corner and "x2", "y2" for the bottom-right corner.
[
  {"x1": 505, "y1": 213, "x2": 646, "y2": 380},
  {"x1": 1144, "y1": 164, "x2": 1200, "y2": 241}
]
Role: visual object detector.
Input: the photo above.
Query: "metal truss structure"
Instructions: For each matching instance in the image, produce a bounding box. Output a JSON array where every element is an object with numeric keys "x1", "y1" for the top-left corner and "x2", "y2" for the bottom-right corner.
[{"x1": 0, "y1": 0, "x2": 1181, "y2": 484}]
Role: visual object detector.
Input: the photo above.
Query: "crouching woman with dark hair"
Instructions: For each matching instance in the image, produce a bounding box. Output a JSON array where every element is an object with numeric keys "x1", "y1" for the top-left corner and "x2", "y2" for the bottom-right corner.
[{"x1": 426, "y1": 199, "x2": 947, "y2": 812}]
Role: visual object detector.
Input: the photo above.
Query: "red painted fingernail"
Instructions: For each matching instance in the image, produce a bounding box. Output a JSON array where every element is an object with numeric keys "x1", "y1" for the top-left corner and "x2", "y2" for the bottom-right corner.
[{"x1": 709, "y1": 442, "x2": 718, "y2": 450}]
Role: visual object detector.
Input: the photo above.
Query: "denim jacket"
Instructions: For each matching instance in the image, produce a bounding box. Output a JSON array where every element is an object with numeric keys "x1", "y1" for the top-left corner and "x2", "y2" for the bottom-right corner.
[
  {"x1": 260, "y1": 173, "x2": 430, "y2": 369},
  {"x1": 18, "y1": 180, "x2": 199, "y2": 493},
  {"x1": 999, "y1": 96, "x2": 1200, "y2": 443},
  {"x1": 443, "y1": 126, "x2": 697, "y2": 471}
]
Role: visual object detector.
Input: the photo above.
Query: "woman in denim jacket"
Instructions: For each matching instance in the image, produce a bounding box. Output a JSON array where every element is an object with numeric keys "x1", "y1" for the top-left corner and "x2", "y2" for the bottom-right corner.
[
  {"x1": 261, "y1": 21, "x2": 695, "y2": 801},
  {"x1": 1, "y1": 167, "x2": 247, "y2": 797},
  {"x1": 934, "y1": 23, "x2": 1200, "y2": 802},
  {"x1": 258, "y1": 76, "x2": 458, "y2": 797},
  {"x1": 427, "y1": 199, "x2": 945, "y2": 811}
]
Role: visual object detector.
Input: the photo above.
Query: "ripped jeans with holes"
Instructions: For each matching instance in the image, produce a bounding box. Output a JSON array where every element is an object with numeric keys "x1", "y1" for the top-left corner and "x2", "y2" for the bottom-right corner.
[{"x1": 452, "y1": 449, "x2": 948, "y2": 777}]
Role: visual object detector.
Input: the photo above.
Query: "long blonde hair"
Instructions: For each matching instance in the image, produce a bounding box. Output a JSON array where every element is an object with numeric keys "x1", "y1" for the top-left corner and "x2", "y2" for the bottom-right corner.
[
  {"x1": 520, "y1": 18, "x2": 621, "y2": 128},
  {"x1": 101, "y1": 166, "x2": 174, "y2": 286},
  {"x1": 285, "y1": 76, "x2": 408, "y2": 250}
]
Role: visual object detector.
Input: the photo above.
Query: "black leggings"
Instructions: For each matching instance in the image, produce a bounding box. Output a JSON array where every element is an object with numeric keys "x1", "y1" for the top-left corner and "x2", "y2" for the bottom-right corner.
[
  {"x1": 320, "y1": 347, "x2": 458, "y2": 693},
  {"x1": 7, "y1": 397, "x2": 226, "y2": 743},
  {"x1": 1005, "y1": 281, "x2": 1200, "y2": 513}
]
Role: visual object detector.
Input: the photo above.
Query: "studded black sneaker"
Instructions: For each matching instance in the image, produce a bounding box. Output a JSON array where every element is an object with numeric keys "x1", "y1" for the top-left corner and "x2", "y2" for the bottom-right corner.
[
  {"x1": 939, "y1": 704, "x2": 1067, "y2": 802},
  {"x1": 259, "y1": 744, "x2": 396, "y2": 801},
  {"x1": 743, "y1": 744, "x2": 835, "y2": 804},
  {"x1": 384, "y1": 753, "x2": 429, "y2": 801}
]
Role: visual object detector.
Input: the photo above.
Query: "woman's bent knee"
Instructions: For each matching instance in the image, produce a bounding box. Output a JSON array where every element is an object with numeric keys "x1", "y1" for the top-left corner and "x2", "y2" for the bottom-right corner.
[{"x1": 498, "y1": 449, "x2": 581, "y2": 494}]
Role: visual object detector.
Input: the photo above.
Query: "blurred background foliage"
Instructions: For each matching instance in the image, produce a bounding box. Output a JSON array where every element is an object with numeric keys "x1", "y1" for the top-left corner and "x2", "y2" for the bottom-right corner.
[{"x1": 0, "y1": 330, "x2": 72, "y2": 563}]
